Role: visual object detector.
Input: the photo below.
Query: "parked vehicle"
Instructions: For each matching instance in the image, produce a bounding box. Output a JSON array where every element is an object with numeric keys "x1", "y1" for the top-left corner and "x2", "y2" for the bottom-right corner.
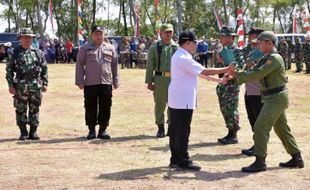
[
  {"x1": 275, "y1": 33, "x2": 307, "y2": 44},
  {"x1": 0, "y1": 32, "x2": 19, "y2": 48}
]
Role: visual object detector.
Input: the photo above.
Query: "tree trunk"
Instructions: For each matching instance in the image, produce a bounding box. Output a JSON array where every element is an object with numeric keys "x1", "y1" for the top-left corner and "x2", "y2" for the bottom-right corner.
[
  {"x1": 36, "y1": 0, "x2": 43, "y2": 37},
  {"x1": 117, "y1": 0, "x2": 122, "y2": 35},
  {"x1": 122, "y1": 0, "x2": 128, "y2": 36},
  {"x1": 92, "y1": 0, "x2": 96, "y2": 28},
  {"x1": 272, "y1": 6, "x2": 276, "y2": 31},
  {"x1": 222, "y1": 0, "x2": 228, "y2": 24},
  {"x1": 277, "y1": 10, "x2": 284, "y2": 33},
  {"x1": 128, "y1": 0, "x2": 136, "y2": 26},
  {"x1": 176, "y1": 0, "x2": 182, "y2": 35}
]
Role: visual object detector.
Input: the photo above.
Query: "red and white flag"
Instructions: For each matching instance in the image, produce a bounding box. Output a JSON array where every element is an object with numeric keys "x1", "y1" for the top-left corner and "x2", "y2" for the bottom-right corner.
[
  {"x1": 302, "y1": 7, "x2": 310, "y2": 33},
  {"x1": 293, "y1": 13, "x2": 298, "y2": 33},
  {"x1": 213, "y1": 7, "x2": 223, "y2": 30},
  {"x1": 236, "y1": 8, "x2": 244, "y2": 48},
  {"x1": 48, "y1": 0, "x2": 58, "y2": 37}
]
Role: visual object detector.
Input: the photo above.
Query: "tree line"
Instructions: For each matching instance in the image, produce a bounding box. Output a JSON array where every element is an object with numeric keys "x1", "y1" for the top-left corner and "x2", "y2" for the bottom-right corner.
[{"x1": 0, "y1": 0, "x2": 309, "y2": 43}]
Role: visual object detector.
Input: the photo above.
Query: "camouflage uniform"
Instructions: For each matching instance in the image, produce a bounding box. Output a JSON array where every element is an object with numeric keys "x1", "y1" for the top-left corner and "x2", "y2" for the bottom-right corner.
[
  {"x1": 6, "y1": 28, "x2": 48, "y2": 140},
  {"x1": 286, "y1": 38, "x2": 293, "y2": 70},
  {"x1": 303, "y1": 37, "x2": 310, "y2": 73},
  {"x1": 278, "y1": 39, "x2": 289, "y2": 70},
  {"x1": 217, "y1": 26, "x2": 240, "y2": 145},
  {"x1": 294, "y1": 38, "x2": 303, "y2": 72}
]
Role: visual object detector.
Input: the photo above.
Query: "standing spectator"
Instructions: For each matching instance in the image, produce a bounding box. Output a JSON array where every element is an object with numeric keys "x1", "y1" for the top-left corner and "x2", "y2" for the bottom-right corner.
[
  {"x1": 294, "y1": 38, "x2": 303, "y2": 72},
  {"x1": 303, "y1": 36, "x2": 310, "y2": 73},
  {"x1": 65, "y1": 39, "x2": 74, "y2": 63},
  {"x1": 145, "y1": 23, "x2": 178, "y2": 138},
  {"x1": 75, "y1": 26, "x2": 119, "y2": 140},
  {"x1": 130, "y1": 37, "x2": 138, "y2": 68},
  {"x1": 119, "y1": 36, "x2": 131, "y2": 68},
  {"x1": 197, "y1": 36, "x2": 209, "y2": 67}
]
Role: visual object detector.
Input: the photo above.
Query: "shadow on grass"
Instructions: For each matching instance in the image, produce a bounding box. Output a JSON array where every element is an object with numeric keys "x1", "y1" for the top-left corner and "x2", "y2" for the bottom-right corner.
[
  {"x1": 149, "y1": 141, "x2": 220, "y2": 152},
  {"x1": 0, "y1": 138, "x2": 18, "y2": 143},
  {"x1": 15, "y1": 135, "x2": 155, "y2": 145},
  {"x1": 89, "y1": 135, "x2": 155, "y2": 144},
  {"x1": 97, "y1": 166, "x2": 282, "y2": 181},
  {"x1": 191, "y1": 153, "x2": 244, "y2": 162}
]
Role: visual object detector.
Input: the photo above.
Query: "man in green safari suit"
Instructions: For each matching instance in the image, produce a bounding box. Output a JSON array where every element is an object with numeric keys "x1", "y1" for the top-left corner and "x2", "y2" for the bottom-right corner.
[
  {"x1": 227, "y1": 31, "x2": 304, "y2": 173},
  {"x1": 145, "y1": 23, "x2": 178, "y2": 138}
]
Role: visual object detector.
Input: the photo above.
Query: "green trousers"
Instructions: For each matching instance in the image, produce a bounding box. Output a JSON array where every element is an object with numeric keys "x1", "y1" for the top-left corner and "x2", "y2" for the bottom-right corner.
[
  {"x1": 153, "y1": 76, "x2": 170, "y2": 125},
  {"x1": 253, "y1": 91, "x2": 301, "y2": 157}
]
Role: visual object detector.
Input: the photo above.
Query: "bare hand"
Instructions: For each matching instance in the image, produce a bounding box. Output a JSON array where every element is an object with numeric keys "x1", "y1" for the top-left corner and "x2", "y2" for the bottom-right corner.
[
  {"x1": 217, "y1": 55, "x2": 224, "y2": 64},
  {"x1": 78, "y1": 84, "x2": 84, "y2": 89},
  {"x1": 113, "y1": 84, "x2": 119, "y2": 89},
  {"x1": 246, "y1": 62, "x2": 255, "y2": 69},
  {"x1": 9, "y1": 86, "x2": 16, "y2": 94},
  {"x1": 42, "y1": 85, "x2": 48, "y2": 92},
  {"x1": 147, "y1": 83, "x2": 155, "y2": 91}
]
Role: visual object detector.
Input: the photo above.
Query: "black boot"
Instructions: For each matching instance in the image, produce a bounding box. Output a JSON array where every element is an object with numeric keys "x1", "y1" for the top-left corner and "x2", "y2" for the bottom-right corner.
[
  {"x1": 218, "y1": 129, "x2": 238, "y2": 145},
  {"x1": 242, "y1": 156, "x2": 267, "y2": 173},
  {"x1": 28, "y1": 125, "x2": 40, "y2": 140},
  {"x1": 156, "y1": 124, "x2": 165, "y2": 138},
  {"x1": 241, "y1": 145, "x2": 255, "y2": 156},
  {"x1": 87, "y1": 125, "x2": 96, "y2": 139},
  {"x1": 97, "y1": 125, "x2": 111, "y2": 139},
  {"x1": 279, "y1": 153, "x2": 304, "y2": 168},
  {"x1": 18, "y1": 125, "x2": 28, "y2": 141}
]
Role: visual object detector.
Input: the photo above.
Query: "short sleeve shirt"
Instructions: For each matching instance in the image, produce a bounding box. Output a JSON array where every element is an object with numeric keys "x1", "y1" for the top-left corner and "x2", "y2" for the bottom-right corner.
[{"x1": 168, "y1": 47, "x2": 205, "y2": 109}]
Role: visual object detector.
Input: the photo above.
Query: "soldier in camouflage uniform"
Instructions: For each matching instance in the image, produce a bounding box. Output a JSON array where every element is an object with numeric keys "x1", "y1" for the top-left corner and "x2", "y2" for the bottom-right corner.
[
  {"x1": 303, "y1": 36, "x2": 310, "y2": 74},
  {"x1": 278, "y1": 38, "x2": 289, "y2": 70},
  {"x1": 286, "y1": 38, "x2": 293, "y2": 70},
  {"x1": 294, "y1": 38, "x2": 303, "y2": 72},
  {"x1": 6, "y1": 28, "x2": 48, "y2": 140},
  {"x1": 216, "y1": 26, "x2": 240, "y2": 145}
]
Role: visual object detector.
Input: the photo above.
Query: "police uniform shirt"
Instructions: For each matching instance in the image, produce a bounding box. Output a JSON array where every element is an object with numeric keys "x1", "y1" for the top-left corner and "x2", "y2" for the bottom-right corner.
[
  {"x1": 168, "y1": 47, "x2": 205, "y2": 109},
  {"x1": 75, "y1": 41, "x2": 119, "y2": 87}
]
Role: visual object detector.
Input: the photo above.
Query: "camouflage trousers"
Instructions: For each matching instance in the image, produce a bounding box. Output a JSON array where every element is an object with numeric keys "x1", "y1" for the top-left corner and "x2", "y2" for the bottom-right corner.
[
  {"x1": 13, "y1": 88, "x2": 42, "y2": 127},
  {"x1": 295, "y1": 54, "x2": 304, "y2": 72},
  {"x1": 216, "y1": 81, "x2": 240, "y2": 131}
]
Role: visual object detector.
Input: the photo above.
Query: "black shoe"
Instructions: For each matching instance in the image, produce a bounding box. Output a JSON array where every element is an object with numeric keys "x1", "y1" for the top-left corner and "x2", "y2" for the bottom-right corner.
[
  {"x1": 279, "y1": 153, "x2": 304, "y2": 168},
  {"x1": 218, "y1": 130, "x2": 238, "y2": 145},
  {"x1": 28, "y1": 126, "x2": 40, "y2": 140},
  {"x1": 156, "y1": 124, "x2": 165, "y2": 138},
  {"x1": 87, "y1": 126, "x2": 96, "y2": 139},
  {"x1": 97, "y1": 125, "x2": 111, "y2": 139},
  {"x1": 169, "y1": 163, "x2": 178, "y2": 169},
  {"x1": 242, "y1": 156, "x2": 267, "y2": 173},
  {"x1": 179, "y1": 163, "x2": 201, "y2": 171},
  {"x1": 241, "y1": 146, "x2": 255, "y2": 156},
  {"x1": 18, "y1": 125, "x2": 28, "y2": 141}
]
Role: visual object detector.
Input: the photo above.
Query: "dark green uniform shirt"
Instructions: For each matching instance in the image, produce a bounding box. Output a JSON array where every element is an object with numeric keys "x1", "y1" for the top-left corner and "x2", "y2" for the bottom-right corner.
[{"x1": 235, "y1": 50, "x2": 286, "y2": 92}]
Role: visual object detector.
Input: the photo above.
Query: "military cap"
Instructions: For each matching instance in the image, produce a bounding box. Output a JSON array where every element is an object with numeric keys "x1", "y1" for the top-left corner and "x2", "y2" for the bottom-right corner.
[
  {"x1": 220, "y1": 26, "x2": 236, "y2": 36},
  {"x1": 18, "y1": 28, "x2": 36, "y2": 38},
  {"x1": 179, "y1": 31, "x2": 197, "y2": 42},
  {"x1": 247, "y1": 27, "x2": 264, "y2": 36},
  {"x1": 257, "y1": 31, "x2": 276, "y2": 42},
  {"x1": 91, "y1": 25, "x2": 104, "y2": 33},
  {"x1": 160, "y1": 23, "x2": 174, "y2": 32}
]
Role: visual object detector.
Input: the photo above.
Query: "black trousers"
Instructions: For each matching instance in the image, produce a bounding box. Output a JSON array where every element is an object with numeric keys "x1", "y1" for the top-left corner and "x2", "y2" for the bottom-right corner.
[
  {"x1": 244, "y1": 95, "x2": 263, "y2": 131},
  {"x1": 84, "y1": 84, "x2": 112, "y2": 127},
  {"x1": 169, "y1": 107, "x2": 193, "y2": 167},
  {"x1": 199, "y1": 54, "x2": 208, "y2": 67}
]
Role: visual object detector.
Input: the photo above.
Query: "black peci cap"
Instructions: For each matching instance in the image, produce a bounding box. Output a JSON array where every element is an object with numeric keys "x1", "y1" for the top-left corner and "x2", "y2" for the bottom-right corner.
[
  {"x1": 179, "y1": 31, "x2": 197, "y2": 42},
  {"x1": 247, "y1": 27, "x2": 264, "y2": 36}
]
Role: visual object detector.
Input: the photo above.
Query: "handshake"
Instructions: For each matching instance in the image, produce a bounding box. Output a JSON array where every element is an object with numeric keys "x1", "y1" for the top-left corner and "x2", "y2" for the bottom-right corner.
[{"x1": 220, "y1": 64, "x2": 237, "y2": 84}]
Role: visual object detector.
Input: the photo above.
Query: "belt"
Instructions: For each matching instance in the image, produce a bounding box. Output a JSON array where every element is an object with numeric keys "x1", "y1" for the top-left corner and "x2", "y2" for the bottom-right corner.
[
  {"x1": 155, "y1": 71, "x2": 171, "y2": 77},
  {"x1": 262, "y1": 85, "x2": 286, "y2": 96}
]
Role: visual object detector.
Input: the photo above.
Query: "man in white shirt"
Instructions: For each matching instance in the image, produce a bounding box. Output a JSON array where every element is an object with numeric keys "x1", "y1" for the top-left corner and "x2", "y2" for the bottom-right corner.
[{"x1": 168, "y1": 31, "x2": 233, "y2": 171}]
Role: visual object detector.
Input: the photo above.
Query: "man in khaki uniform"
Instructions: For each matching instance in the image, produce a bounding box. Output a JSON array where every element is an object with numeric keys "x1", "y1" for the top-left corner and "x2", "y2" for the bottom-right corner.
[
  {"x1": 228, "y1": 31, "x2": 304, "y2": 173},
  {"x1": 76, "y1": 26, "x2": 119, "y2": 140},
  {"x1": 145, "y1": 24, "x2": 178, "y2": 138}
]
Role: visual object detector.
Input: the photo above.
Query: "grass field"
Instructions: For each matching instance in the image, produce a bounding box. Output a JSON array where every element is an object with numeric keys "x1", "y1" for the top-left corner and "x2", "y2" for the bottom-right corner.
[{"x1": 0, "y1": 63, "x2": 309, "y2": 190}]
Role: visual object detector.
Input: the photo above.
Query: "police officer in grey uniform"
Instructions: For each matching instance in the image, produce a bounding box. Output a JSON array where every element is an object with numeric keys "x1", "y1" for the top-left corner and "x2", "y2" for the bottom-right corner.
[{"x1": 76, "y1": 26, "x2": 119, "y2": 140}]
